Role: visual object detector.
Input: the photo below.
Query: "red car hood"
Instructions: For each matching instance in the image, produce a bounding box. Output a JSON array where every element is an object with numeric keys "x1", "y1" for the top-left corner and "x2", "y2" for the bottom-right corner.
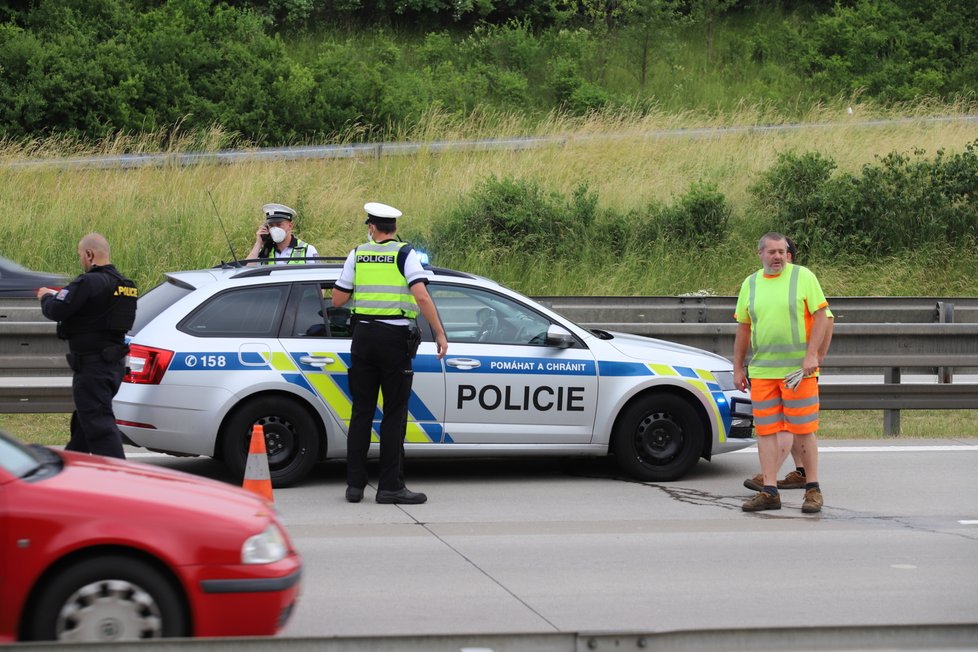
[{"x1": 43, "y1": 449, "x2": 275, "y2": 526}]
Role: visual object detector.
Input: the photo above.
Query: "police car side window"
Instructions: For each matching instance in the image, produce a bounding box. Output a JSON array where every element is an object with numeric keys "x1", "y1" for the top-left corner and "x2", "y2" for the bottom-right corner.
[
  {"x1": 429, "y1": 285, "x2": 551, "y2": 346},
  {"x1": 179, "y1": 286, "x2": 289, "y2": 337},
  {"x1": 293, "y1": 285, "x2": 327, "y2": 337}
]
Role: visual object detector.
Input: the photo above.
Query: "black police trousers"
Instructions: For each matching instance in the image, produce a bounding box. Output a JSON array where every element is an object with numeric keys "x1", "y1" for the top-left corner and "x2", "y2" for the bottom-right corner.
[
  {"x1": 68, "y1": 353, "x2": 127, "y2": 459},
  {"x1": 346, "y1": 321, "x2": 413, "y2": 492}
]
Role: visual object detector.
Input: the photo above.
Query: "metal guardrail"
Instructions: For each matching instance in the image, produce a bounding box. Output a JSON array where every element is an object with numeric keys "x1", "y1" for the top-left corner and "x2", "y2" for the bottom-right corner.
[
  {"x1": 3, "y1": 297, "x2": 977, "y2": 435},
  {"x1": 6, "y1": 114, "x2": 978, "y2": 171},
  {"x1": 534, "y1": 295, "x2": 978, "y2": 324},
  {"x1": 9, "y1": 623, "x2": 978, "y2": 652}
]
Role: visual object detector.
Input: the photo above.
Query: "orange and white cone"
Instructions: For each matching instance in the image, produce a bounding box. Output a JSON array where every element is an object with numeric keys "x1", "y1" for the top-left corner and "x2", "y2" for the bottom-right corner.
[{"x1": 242, "y1": 424, "x2": 274, "y2": 503}]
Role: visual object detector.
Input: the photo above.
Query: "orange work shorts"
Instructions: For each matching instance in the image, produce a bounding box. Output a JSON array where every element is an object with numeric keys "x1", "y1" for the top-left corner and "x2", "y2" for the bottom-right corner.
[{"x1": 750, "y1": 376, "x2": 819, "y2": 436}]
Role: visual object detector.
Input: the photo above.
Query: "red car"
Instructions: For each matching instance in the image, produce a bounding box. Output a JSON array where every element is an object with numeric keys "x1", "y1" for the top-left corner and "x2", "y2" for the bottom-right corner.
[{"x1": 0, "y1": 431, "x2": 301, "y2": 642}]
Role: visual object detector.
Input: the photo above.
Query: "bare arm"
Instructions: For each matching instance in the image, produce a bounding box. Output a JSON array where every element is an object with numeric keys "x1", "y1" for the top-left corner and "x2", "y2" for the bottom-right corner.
[
  {"x1": 803, "y1": 309, "x2": 830, "y2": 376},
  {"x1": 817, "y1": 316, "x2": 835, "y2": 364},
  {"x1": 410, "y1": 283, "x2": 447, "y2": 360},
  {"x1": 332, "y1": 288, "x2": 351, "y2": 308}
]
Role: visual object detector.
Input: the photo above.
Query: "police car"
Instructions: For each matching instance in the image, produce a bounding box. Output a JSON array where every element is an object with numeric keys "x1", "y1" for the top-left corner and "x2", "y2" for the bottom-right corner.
[{"x1": 114, "y1": 262, "x2": 753, "y2": 487}]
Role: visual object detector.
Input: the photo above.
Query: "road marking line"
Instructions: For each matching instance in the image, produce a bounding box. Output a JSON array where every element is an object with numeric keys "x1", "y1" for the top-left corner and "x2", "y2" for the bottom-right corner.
[
  {"x1": 959, "y1": 520, "x2": 978, "y2": 525},
  {"x1": 732, "y1": 445, "x2": 978, "y2": 454}
]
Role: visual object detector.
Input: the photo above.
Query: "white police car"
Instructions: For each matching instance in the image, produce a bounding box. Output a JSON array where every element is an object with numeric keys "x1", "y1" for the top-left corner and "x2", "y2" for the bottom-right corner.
[{"x1": 115, "y1": 262, "x2": 753, "y2": 487}]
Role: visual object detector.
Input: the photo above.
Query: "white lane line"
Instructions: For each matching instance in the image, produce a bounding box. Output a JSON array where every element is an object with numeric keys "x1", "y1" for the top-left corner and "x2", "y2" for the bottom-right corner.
[
  {"x1": 959, "y1": 520, "x2": 978, "y2": 525},
  {"x1": 732, "y1": 445, "x2": 978, "y2": 454}
]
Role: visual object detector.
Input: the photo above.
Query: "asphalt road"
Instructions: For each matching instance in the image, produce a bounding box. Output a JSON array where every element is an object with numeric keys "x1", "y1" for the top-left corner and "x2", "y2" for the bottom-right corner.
[{"x1": 132, "y1": 439, "x2": 978, "y2": 638}]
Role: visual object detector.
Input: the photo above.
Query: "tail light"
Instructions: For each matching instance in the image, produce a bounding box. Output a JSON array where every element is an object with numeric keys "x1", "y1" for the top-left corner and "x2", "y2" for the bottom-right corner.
[{"x1": 124, "y1": 345, "x2": 174, "y2": 384}]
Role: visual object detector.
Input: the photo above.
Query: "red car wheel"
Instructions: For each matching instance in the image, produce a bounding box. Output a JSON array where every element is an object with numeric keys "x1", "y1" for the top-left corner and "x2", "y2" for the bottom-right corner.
[{"x1": 27, "y1": 556, "x2": 188, "y2": 642}]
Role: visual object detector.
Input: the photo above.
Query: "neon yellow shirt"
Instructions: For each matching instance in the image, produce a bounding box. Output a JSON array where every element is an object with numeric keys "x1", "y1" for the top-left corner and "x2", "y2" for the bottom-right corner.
[{"x1": 734, "y1": 263, "x2": 829, "y2": 379}]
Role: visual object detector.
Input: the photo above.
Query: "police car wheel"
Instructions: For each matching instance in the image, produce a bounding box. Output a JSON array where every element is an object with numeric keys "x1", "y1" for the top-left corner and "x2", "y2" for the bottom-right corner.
[
  {"x1": 221, "y1": 397, "x2": 320, "y2": 488},
  {"x1": 27, "y1": 556, "x2": 188, "y2": 641},
  {"x1": 612, "y1": 393, "x2": 703, "y2": 482}
]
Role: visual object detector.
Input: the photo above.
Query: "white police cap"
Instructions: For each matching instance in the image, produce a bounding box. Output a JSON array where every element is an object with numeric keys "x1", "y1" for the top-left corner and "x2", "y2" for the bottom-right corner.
[
  {"x1": 263, "y1": 203, "x2": 296, "y2": 222},
  {"x1": 364, "y1": 202, "x2": 402, "y2": 222}
]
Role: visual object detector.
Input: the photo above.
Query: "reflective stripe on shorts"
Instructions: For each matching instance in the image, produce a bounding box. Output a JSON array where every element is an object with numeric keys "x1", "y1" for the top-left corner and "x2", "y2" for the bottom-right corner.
[{"x1": 749, "y1": 376, "x2": 819, "y2": 435}]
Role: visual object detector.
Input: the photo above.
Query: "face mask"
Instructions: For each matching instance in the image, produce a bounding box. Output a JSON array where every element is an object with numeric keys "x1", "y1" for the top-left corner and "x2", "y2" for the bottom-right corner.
[
  {"x1": 269, "y1": 226, "x2": 287, "y2": 244},
  {"x1": 367, "y1": 229, "x2": 374, "y2": 243}
]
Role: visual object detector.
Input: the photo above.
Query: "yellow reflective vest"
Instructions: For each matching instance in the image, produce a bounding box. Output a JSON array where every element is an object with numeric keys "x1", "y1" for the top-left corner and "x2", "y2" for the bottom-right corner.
[{"x1": 351, "y1": 241, "x2": 419, "y2": 319}]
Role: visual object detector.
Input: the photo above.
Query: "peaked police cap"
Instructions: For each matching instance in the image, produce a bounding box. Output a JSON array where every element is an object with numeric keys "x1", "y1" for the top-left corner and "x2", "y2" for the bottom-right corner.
[
  {"x1": 364, "y1": 202, "x2": 402, "y2": 224},
  {"x1": 262, "y1": 203, "x2": 296, "y2": 222}
]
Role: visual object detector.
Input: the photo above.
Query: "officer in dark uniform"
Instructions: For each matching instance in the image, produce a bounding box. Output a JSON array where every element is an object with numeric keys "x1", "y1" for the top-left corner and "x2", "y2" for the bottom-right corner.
[
  {"x1": 332, "y1": 202, "x2": 448, "y2": 504},
  {"x1": 37, "y1": 233, "x2": 137, "y2": 459}
]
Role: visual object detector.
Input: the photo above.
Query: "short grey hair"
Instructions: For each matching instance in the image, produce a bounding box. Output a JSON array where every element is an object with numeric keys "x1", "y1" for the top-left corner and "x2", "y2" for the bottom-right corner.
[{"x1": 758, "y1": 231, "x2": 787, "y2": 252}]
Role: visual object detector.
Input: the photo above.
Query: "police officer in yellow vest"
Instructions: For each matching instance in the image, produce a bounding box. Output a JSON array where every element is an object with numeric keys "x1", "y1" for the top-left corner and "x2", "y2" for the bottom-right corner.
[
  {"x1": 247, "y1": 203, "x2": 319, "y2": 264},
  {"x1": 332, "y1": 202, "x2": 448, "y2": 504}
]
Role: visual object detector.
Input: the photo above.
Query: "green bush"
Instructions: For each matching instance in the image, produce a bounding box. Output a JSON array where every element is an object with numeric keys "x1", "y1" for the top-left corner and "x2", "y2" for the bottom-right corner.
[
  {"x1": 749, "y1": 141, "x2": 978, "y2": 258},
  {"x1": 0, "y1": 0, "x2": 298, "y2": 142},
  {"x1": 428, "y1": 176, "x2": 599, "y2": 260},
  {"x1": 657, "y1": 182, "x2": 731, "y2": 247},
  {"x1": 748, "y1": 150, "x2": 837, "y2": 257},
  {"x1": 799, "y1": 0, "x2": 978, "y2": 101}
]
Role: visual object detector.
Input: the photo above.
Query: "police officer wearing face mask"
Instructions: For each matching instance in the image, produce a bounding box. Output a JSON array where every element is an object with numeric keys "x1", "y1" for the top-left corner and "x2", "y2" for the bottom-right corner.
[
  {"x1": 36, "y1": 233, "x2": 137, "y2": 459},
  {"x1": 247, "y1": 203, "x2": 320, "y2": 264},
  {"x1": 332, "y1": 202, "x2": 448, "y2": 504}
]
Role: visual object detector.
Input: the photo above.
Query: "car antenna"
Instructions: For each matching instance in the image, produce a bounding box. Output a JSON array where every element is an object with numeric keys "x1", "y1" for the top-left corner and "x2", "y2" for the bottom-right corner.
[{"x1": 207, "y1": 190, "x2": 241, "y2": 267}]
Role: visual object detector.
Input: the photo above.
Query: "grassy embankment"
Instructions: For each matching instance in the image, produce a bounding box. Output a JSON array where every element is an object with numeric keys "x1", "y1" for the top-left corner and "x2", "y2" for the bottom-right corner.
[
  {"x1": 1, "y1": 410, "x2": 975, "y2": 448},
  {"x1": 4, "y1": 103, "x2": 977, "y2": 295},
  {"x1": 2, "y1": 103, "x2": 977, "y2": 442}
]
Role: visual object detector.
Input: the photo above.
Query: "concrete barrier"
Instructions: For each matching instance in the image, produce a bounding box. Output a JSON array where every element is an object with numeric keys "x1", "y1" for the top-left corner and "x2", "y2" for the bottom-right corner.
[{"x1": 9, "y1": 623, "x2": 978, "y2": 652}]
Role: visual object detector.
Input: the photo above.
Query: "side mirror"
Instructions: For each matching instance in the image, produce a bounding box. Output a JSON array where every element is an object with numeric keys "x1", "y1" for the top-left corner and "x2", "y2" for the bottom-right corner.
[{"x1": 545, "y1": 324, "x2": 575, "y2": 348}]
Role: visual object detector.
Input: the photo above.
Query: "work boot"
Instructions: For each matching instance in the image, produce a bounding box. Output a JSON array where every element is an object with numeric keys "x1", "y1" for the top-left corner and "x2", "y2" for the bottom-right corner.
[
  {"x1": 802, "y1": 487, "x2": 823, "y2": 513},
  {"x1": 742, "y1": 491, "x2": 781, "y2": 512},
  {"x1": 778, "y1": 470, "x2": 807, "y2": 489},
  {"x1": 743, "y1": 470, "x2": 807, "y2": 492}
]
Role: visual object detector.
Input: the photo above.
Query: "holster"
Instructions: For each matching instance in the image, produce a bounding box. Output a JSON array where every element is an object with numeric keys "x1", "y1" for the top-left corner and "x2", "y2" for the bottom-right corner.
[
  {"x1": 101, "y1": 343, "x2": 130, "y2": 363},
  {"x1": 407, "y1": 324, "x2": 422, "y2": 359}
]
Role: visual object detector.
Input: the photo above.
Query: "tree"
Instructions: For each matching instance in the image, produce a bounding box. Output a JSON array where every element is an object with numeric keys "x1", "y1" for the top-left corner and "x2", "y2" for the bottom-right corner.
[
  {"x1": 688, "y1": 0, "x2": 739, "y2": 64},
  {"x1": 620, "y1": 0, "x2": 687, "y2": 91}
]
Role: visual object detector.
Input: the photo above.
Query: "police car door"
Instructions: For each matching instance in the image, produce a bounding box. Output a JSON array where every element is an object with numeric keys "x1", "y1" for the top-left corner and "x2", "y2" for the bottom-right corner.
[
  {"x1": 431, "y1": 283, "x2": 598, "y2": 444},
  {"x1": 280, "y1": 282, "x2": 446, "y2": 447}
]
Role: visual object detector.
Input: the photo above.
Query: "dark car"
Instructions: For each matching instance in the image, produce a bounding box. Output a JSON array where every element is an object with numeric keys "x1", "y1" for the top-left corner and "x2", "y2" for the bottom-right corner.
[{"x1": 0, "y1": 257, "x2": 69, "y2": 297}]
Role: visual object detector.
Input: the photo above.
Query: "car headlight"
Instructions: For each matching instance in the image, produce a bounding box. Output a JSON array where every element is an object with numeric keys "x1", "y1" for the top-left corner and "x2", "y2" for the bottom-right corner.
[
  {"x1": 712, "y1": 370, "x2": 736, "y2": 391},
  {"x1": 241, "y1": 523, "x2": 288, "y2": 565}
]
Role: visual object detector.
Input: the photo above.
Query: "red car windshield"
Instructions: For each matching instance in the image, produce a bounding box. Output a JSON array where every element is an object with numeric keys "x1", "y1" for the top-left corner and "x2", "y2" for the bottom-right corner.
[{"x1": 0, "y1": 431, "x2": 45, "y2": 478}]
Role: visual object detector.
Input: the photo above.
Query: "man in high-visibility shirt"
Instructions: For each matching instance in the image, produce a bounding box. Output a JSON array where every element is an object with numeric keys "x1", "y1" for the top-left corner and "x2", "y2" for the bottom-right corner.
[
  {"x1": 332, "y1": 202, "x2": 448, "y2": 505},
  {"x1": 742, "y1": 236, "x2": 834, "y2": 492},
  {"x1": 733, "y1": 232, "x2": 831, "y2": 513}
]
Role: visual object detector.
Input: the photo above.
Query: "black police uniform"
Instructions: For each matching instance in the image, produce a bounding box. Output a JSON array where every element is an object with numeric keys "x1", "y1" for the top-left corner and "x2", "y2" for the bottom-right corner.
[
  {"x1": 40, "y1": 264, "x2": 137, "y2": 459},
  {"x1": 340, "y1": 245, "x2": 422, "y2": 494}
]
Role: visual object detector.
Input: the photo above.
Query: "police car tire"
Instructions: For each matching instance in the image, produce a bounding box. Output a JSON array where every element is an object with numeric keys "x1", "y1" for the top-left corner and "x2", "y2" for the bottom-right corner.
[
  {"x1": 27, "y1": 555, "x2": 188, "y2": 641},
  {"x1": 612, "y1": 393, "x2": 703, "y2": 482},
  {"x1": 221, "y1": 397, "x2": 320, "y2": 488}
]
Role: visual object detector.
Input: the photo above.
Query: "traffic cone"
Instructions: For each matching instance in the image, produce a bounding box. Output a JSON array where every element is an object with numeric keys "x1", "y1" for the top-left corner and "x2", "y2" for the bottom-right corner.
[{"x1": 242, "y1": 424, "x2": 274, "y2": 503}]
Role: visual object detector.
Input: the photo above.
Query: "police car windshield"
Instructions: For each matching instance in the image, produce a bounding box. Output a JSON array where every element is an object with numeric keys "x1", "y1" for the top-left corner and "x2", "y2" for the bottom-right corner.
[{"x1": 130, "y1": 280, "x2": 194, "y2": 335}]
